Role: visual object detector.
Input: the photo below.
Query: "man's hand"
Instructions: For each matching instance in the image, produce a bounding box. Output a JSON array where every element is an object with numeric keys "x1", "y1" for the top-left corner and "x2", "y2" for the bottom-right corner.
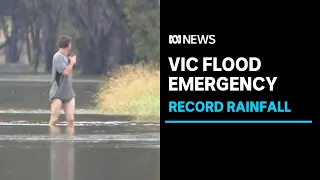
[
  {"x1": 62, "y1": 55, "x2": 77, "y2": 76},
  {"x1": 69, "y1": 55, "x2": 77, "y2": 65}
]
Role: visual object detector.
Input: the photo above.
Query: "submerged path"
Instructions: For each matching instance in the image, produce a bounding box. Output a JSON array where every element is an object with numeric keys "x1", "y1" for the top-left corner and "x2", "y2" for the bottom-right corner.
[
  {"x1": 0, "y1": 119, "x2": 160, "y2": 148},
  {"x1": 0, "y1": 109, "x2": 132, "y2": 122}
]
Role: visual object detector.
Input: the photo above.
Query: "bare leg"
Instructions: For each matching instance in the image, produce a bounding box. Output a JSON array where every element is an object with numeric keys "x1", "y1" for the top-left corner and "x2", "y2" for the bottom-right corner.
[
  {"x1": 49, "y1": 125, "x2": 61, "y2": 135},
  {"x1": 64, "y1": 98, "x2": 75, "y2": 134},
  {"x1": 49, "y1": 99, "x2": 62, "y2": 127}
]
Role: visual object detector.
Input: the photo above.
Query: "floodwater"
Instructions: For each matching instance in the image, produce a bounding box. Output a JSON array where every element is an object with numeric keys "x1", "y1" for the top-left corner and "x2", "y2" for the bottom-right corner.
[
  {"x1": 0, "y1": 76, "x2": 159, "y2": 179},
  {"x1": 0, "y1": 121, "x2": 160, "y2": 180}
]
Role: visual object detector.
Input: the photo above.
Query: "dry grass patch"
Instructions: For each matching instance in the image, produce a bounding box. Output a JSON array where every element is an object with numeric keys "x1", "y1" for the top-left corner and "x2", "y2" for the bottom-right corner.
[{"x1": 95, "y1": 63, "x2": 160, "y2": 123}]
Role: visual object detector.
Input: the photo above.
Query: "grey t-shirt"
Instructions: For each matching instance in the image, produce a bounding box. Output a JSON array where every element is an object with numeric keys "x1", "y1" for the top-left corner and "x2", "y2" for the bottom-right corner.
[{"x1": 49, "y1": 51, "x2": 75, "y2": 102}]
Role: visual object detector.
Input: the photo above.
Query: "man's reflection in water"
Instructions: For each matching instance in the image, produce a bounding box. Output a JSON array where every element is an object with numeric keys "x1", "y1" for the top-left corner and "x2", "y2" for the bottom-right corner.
[{"x1": 50, "y1": 126, "x2": 74, "y2": 180}]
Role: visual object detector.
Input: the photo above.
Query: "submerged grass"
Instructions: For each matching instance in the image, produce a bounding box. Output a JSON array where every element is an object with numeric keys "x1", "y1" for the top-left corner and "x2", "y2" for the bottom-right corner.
[{"x1": 95, "y1": 63, "x2": 160, "y2": 123}]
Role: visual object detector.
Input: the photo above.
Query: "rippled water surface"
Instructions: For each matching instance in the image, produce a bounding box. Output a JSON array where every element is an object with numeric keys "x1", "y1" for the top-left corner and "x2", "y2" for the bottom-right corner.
[{"x1": 0, "y1": 121, "x2": 160, "y2": 180}]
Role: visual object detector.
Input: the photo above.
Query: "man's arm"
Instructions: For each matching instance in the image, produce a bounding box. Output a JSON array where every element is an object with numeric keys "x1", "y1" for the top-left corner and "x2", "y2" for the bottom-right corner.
[
  {"x1": 61, "y1": 63, "x2": 74, "y2": 76},
  {"x1": 55, "y1": 55, "x2": 74, "y2": 76}
]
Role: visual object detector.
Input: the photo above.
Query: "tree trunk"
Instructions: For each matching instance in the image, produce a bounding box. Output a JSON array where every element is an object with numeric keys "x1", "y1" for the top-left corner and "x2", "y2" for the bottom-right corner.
[
  {"x1": 5, "y1": 36, "x2": 19, "y2": 64},
  {"x1": 44, "y1": 36, "x2": 56, "y2": 72},
  {"x1": 43, "y1": 19, "x2": 56, "y2": 72},
  {"x1": 26, "y1": 25, "x2": 32, "y2": 64}
]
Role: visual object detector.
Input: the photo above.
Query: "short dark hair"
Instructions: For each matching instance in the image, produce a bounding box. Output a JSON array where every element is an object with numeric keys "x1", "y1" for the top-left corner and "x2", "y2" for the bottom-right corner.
[{"x1": 58, "y1": 35, "x2": 71, "y2": 48}]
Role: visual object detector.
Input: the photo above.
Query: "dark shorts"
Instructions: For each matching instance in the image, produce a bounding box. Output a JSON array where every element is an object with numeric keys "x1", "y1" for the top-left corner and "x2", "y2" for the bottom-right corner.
[{"x1": 49, "y1": 97, "x2": 73, "y2": 104}]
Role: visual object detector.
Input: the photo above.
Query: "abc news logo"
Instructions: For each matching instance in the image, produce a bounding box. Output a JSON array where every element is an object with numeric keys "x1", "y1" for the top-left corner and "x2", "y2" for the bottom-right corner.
[{"x1": 169, "y1": 35, "x2": 215, "y2": 45}]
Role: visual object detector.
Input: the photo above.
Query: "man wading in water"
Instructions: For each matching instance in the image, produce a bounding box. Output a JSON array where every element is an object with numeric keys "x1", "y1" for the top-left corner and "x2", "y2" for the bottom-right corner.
[{"x1": 49, "y1": 35, "x2": 76, "y2": 134}]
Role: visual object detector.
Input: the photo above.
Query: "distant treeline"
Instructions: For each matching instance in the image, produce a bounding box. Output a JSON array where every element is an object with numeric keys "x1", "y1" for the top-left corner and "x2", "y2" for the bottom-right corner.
[{"x1": 0, "y1": 0, "x2": 160, "y2": 75}]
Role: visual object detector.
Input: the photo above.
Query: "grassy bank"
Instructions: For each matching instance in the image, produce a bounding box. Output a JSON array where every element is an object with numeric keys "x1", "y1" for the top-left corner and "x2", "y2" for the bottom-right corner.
[{"x1": 95, "y1": 63, "x2": 160, "y2": 123}]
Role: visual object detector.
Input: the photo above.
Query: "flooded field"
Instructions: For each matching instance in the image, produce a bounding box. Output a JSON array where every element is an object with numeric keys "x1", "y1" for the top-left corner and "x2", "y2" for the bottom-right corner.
[
  {"x1": 0, "y1": 76, "x2": 160, "y2": 180},
  {"x1": 0, "y1": 76, "x2": 102, "y2": 109},
  {"x1": 0, "y1": 122, "x2": 160, "y2": 180}
]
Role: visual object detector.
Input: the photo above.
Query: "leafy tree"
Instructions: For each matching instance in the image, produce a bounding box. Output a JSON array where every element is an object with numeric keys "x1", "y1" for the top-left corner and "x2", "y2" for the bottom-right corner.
[
  {"x1": 123, "y1": 0, "x2": 160, "y2": 64},
  {"x1": 0, "y1": 0, "x2": 160, "y2": 74}
]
